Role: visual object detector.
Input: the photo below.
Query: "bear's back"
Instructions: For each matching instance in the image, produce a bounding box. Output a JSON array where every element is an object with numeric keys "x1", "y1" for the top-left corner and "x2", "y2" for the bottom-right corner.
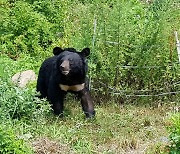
[{"x1": 39, "y1": 56, "x2": 57, "y2": 79}]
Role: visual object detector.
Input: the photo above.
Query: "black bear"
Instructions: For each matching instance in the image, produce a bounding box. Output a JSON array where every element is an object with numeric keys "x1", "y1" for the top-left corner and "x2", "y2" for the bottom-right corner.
[{"x1": 37, "y1": 47, "x2": 95, "y2": 118}]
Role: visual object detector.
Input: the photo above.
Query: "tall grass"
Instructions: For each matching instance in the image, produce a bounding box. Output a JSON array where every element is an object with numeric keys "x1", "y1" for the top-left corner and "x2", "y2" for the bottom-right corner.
[
  {"x1": 0, "y1": 1, "x2": 179, "y2": 153},
  {"x1": 168, "y1": 113, "x2": 180, "y2": 153},
  {"x1": 63, "y1": 0, "x2": 180, "y2": 103},
  {"x1": 0, "y1": 124, "x2": 33, "y2": 154},
  {"x1": 0, "y1": 0, "x2": 180, "y2": 103}
]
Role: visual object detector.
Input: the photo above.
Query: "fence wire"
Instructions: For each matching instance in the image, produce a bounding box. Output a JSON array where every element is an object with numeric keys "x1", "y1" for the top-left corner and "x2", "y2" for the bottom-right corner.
[{"x1": 91, "y1": 16, "x2": 180, "y2": 99}]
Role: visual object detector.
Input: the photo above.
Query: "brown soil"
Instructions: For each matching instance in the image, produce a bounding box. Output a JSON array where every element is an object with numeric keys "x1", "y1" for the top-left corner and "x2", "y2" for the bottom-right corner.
[{"x1": 32, "y1": 137, "x2": 72, "y2": 154}]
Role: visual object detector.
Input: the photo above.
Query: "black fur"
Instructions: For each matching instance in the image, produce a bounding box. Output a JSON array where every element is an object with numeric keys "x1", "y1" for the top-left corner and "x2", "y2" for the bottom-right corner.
[{"x1": 37, "y1": 47, "x2": 95, "y2": 118}]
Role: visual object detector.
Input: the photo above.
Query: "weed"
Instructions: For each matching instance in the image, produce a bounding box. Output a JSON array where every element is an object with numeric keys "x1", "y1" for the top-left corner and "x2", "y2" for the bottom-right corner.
[
  {"x1": 167, "y1": 113, "x2": 180, "y2": 154},
  {"x1": 0, "y1": 124, "x2": 33, "y2": 154}
]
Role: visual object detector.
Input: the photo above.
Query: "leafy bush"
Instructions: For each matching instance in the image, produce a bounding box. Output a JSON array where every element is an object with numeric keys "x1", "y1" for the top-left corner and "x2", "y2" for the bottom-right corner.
[
  {"x1": 0, "y1": 55, "x2": 51, "y2": 121},
  {"x1": 0, "y1": 55, "x2": 51, "y2": 153},
  {"x1": 0, "y1": 56, "x2": 50, "y2": 120},
  {"x1": 63, "y1": 0, "x2": 180, "y2": 102},
  {"x1": 0, "y1": 0, "x2": 180, "y2": 103},
  {"x1": 0, "y1": 124, "x2": 32, "y2": 154},
  {"x1": 0, "y1": 0, "x2": 66, "y2": 57},
  {"x1": 0, "y1": 78, "x2": 51, "y2": 120},
  {"x1": 168, "y1": 113, "x2": 180, "y2": 154}
]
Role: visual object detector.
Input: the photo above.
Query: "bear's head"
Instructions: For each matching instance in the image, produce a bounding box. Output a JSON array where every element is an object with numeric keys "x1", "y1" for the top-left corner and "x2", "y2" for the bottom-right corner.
[{"x1": 53, "y1": 47, "x2": 90, "y2": 77}]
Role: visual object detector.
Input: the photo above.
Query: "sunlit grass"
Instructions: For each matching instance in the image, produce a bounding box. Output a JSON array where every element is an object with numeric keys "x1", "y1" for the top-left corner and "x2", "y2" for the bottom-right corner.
[{"x1": 14, "y1": 100, "x2": 174, "y2": 153}]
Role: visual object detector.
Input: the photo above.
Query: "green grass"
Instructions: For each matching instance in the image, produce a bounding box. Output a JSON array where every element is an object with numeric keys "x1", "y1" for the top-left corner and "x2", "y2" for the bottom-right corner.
[
  {"x1": 167, "y1": 113, "x2": 180, "y2": 154},
  {"x1": 12, "y1": 101, "x2": 176, "y2": 153},
  {"x1": 0, "y1": 54, "x2": 176, "y2": 153},
  {"x1": 0, "y1": 45, "x2": 179, "y2": 154},
  {"x1": 0, "y1": 0, "x2": 180, "y2": 153}
]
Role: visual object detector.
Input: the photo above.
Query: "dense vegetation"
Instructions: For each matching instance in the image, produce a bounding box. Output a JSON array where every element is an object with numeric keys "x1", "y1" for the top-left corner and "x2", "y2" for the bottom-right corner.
[
  {"x1": 1, "y1": 0, "x2": 180, "y2": 102},
  {"x1": 0, "y1": 0, "x2": 179, "y2": 153},
  {"x1": 167, "y1": 113, "x2": 180, "y2": 154}
]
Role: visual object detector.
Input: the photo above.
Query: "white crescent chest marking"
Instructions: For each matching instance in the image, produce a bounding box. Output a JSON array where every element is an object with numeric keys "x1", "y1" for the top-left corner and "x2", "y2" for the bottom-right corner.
[{"x1": 59, "y1": 83, "x2": 85, "y2": 92}]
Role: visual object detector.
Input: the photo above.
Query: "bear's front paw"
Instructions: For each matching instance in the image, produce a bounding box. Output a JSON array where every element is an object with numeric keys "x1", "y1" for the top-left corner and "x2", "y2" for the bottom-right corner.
[
  {"x1": 85, "y1": 110, "x2": 95, "y2": 118},
  {"x1": 54, "y1": 110, "x2": 64, "y2": 118}
]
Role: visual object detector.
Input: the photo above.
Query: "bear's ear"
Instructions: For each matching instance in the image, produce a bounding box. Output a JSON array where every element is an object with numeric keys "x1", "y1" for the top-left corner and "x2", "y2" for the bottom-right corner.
[
  {"x1": 53, "y1": 47, "x2": 63, "y2": 55},
  {"x1": 80, "y1": 48, "x2": 90, "y2": 57}
]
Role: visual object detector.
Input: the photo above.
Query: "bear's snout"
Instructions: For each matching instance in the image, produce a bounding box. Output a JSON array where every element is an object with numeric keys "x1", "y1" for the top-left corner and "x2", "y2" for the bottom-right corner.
[{"x1": 60, "y1": 60, "x2": 70, "y2": 75}]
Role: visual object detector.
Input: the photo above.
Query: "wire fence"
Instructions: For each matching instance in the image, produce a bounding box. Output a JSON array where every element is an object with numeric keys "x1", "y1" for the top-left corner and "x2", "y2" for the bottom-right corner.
[
  {"x1": 117, "y1": 64, "x2": 180, "y2": 69},
  {"x1": 91, "y1": 29, "x2": 180, "y2": 99},
  {"x1": 91, "y1": 80, "x2": 180, "y2": 97}
]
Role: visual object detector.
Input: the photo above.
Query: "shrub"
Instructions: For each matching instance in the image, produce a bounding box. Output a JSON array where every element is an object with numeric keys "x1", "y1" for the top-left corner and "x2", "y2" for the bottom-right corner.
[
  {"x1": 63, "y1": 0, "x2": 180, "y2": 103},
  {"x1": 1, "y1": 0, "x2": 180, "y2": 103},
  {"x1": 168, "y1": 113, "x2": 180, "y2": 154},
  {"x1": 0, "y1": 78, "x2": 51, "y2": 120},
  {"x1": 0, "y1": 55, "x2": 51, "y2": 121},
  {"x1": 0, "y1": 124, "x2": 33, "y2": 154},
  {"x1": 0, "y1": 0, "x2": 66, "y2": 57}
]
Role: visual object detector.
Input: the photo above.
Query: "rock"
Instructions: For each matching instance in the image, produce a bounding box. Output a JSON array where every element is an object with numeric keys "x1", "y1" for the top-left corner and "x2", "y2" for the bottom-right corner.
[
  {"x1": 159, "y1": 136, "x2": 169, "y2": 143},
  {"x1": 12, "y1": 70, "x2": 36, "y2": 88}
]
